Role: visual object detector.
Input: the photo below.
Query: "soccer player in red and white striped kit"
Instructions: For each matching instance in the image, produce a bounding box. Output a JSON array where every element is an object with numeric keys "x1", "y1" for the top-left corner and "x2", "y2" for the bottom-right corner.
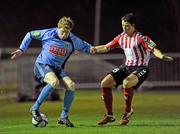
[{"x1": 92, "y1": 13, "x2": 173, "y2": 125}]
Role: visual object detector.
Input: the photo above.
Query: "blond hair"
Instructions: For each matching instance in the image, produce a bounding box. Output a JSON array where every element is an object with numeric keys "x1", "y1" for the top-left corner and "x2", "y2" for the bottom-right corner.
[{"x1": 57, "y1": 16, "x2": 74, "y2": 30}]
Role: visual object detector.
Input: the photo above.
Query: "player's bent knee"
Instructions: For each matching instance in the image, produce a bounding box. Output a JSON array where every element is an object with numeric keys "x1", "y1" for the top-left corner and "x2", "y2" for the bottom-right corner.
[
  {"x1": 123, "y1": 77, "x2": 138, "y2": 89},
  {"x1": 100, "y1": 79, "x2": 106, "y2": 87},
  {"x1": 123, "y1": 79, "x2": 132, "y2": 88},
  {"x1": 101, "y1": 75, "x2": 115, "y2": 88},
  {"x1": 50, "y1": 79, "x2": 60, "y2": 88},
  {"x1": 62, "y1": 76, "x2": 76, "y2": 91},
  {"x1": 44, "y1": 72, "x2": 60, "y2": 88},
  {"x1": 101, "y1": 79, "x2": 109, "y2": 88},
  {"x1": 67, "y1": 81, "x2": 76, "y2": 91}
]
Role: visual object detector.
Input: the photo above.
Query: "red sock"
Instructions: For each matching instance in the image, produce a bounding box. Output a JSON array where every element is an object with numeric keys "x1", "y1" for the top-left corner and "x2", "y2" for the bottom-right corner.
[
  {"x1": 123, "y1": 88, "x2": 134, "y2": 113},
  {"x1": 102, "y1": 87, "x2": 113, "y2": 115}
]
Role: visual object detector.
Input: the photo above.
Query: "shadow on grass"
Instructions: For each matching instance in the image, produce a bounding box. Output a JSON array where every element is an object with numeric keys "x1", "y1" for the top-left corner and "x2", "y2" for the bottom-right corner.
[
  {"x1": 130, "y1": 123, "x2": 180, "y2": 127},
  {"x1": 74, "y1": 123, "x2": 180, "y2": 128}
]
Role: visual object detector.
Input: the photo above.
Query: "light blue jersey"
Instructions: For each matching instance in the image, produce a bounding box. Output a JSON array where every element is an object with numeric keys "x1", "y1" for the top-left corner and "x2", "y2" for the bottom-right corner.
[
  {"x1": 23, "y1": 27, "x2": 91, "y2": 120},
  {"x1": 19, "y1": 27, "x2": 92, "y2": 69}
]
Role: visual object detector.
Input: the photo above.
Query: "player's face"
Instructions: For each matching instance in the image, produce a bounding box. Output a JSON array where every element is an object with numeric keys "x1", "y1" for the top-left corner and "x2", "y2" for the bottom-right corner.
[
  {"x1": 121, "y1": 20, "x2": 135, "y2": 36},
  {"x1": 59, "y1": 27, "x2": 71, "y2": 40}
]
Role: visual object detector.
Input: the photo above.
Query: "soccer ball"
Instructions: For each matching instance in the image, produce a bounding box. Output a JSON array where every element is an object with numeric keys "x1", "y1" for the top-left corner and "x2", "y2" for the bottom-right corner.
[{"x1": 32, "y1": 113, "x2": 48, "y2": 127}]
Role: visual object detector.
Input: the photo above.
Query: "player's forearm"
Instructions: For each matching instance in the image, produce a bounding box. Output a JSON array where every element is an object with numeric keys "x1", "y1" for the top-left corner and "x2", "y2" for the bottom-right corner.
[
  {"x1": 152, "y1": 48, "x2": 164, "y2": 59},
  {"x1": 152, "y1": 48, "x2": 173, "y2": 61},
  {"x1": 94, "y1": 45, "x2": 109, "y2": 53}
]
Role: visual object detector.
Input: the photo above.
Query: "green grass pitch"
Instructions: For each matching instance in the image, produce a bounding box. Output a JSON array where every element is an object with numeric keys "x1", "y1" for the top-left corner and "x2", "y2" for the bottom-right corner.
[{"x1": 0, "y1": 90, "x2": 180, "y2": 134}]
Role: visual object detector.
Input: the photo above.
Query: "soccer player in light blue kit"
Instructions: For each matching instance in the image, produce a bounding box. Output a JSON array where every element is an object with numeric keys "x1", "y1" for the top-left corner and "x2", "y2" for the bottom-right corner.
[{"x1": 11, "y1": 16, "x2": 94, "y2": 127}]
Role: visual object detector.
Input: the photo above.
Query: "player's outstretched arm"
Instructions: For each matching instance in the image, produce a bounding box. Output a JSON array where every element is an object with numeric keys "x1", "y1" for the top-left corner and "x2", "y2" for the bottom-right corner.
[
  {"x1": 90, "y1": 45, "x2": 110, "y2": 54},
  {"x1": 152, "y1": 48, "x2": 173, "y2": 61},
  {"x1": 11, "y1": 49, "x2": 23, "y2": 60}
]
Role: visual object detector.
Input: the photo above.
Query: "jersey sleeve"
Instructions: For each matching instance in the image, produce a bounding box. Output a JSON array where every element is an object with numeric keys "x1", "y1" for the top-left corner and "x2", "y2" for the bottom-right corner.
[
  {"x1": 19, "y1": 29, "x2": 48, "y2": 52},
  {"x1": 105, "y1": 35, "x2": 120, "y2": 49},
  {"x1": 137, "y1": 33, "x2": 157, "y2": 52},
  {"x1": 71, "y1": 33, "x2": 92, "y2": 53}
]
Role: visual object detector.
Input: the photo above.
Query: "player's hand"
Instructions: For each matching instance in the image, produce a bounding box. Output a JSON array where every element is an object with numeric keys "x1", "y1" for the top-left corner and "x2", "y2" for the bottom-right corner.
[
  {"x1": 11, "y1": 49, "x2": 23, "y2": 59},
  {"x1": 162, "y1": 55, "x2": 173, "y2": 61},
  {"x1": 90, "y1": 47, "x2": 97, "y2": 54}
]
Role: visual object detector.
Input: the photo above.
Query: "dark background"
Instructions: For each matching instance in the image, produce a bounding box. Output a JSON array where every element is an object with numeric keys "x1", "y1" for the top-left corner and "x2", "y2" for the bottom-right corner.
[{"x1": 0, "y1": 0, "x2": 180, "y2": 52}]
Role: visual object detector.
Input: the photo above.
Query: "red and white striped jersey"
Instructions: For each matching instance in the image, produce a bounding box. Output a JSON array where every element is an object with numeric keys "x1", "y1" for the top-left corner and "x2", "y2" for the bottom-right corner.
[{"x1": 106, "y1": 31, "x2": 156, "y2": 66}]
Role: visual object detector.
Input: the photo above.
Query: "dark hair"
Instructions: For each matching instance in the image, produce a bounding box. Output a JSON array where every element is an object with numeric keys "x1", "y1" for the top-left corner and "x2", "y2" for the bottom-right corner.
[{"x1": 121, "y1": 13, "x2": 136, "y2": 25}]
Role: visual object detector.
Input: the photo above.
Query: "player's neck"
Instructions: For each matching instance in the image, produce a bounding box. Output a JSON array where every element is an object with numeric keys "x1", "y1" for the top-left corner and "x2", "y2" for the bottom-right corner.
[{"x1": 127, "y1": 29, "x2": 136, "y2": 37}]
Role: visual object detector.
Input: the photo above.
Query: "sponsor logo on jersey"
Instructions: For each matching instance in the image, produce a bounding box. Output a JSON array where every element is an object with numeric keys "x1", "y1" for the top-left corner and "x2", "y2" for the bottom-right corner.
[{"x1": 49, "y1": 45, "x2": 67, "y2": 57}]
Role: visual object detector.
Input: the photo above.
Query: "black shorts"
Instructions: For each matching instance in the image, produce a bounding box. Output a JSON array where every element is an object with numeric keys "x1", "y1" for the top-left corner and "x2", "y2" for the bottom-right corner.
[{"x1": 109, "y1": 65, "x2": 149, "y2": 89}]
